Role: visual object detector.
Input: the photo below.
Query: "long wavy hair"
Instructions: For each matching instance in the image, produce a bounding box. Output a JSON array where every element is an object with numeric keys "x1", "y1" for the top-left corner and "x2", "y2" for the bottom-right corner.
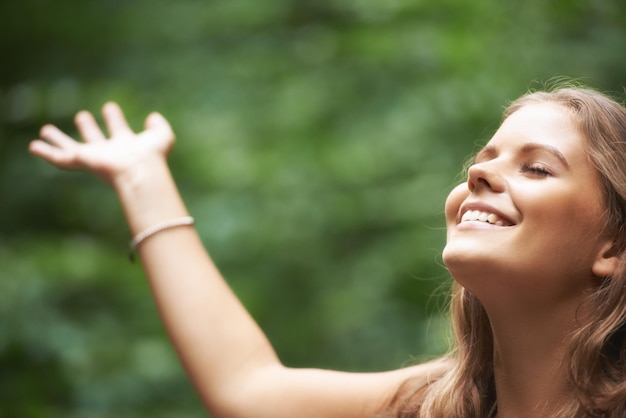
[{"x1": 382, "y1": 87, "x2": 626, "y2": 417}]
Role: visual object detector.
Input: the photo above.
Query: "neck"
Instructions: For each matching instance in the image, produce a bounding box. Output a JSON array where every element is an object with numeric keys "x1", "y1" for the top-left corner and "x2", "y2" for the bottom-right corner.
[{"x1": 485, "y1": 298, "x2": 581, "y2": 418}]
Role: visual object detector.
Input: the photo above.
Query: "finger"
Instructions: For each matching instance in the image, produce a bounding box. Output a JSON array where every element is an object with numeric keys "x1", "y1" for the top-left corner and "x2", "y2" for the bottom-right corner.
[
  {"x1": 102, "y1": 102, "x2": 133, "y2": 137},
  {"x1": 145, "y1": 112, "x2": 174, "y2": 138},
  {"x1": 75, "y1": 110, "x2": 106, "y2": 142},
  {"x1": 39, "y1": 124, "x2": 78, "y2": 148},
  {"x1": 29, "y1": 139, "x2": 77, "y2": 168}
]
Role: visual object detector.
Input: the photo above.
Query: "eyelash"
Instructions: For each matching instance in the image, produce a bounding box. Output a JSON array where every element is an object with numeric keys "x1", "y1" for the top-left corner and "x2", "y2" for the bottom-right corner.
[{"x1": 521, "y1": 163, "x2": 551, "y2": 177}]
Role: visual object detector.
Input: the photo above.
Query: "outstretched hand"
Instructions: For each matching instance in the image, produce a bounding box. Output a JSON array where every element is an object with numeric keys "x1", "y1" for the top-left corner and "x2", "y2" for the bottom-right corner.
[{"x1": 29, "y1": 102, "x2": 175, "y2": 185}]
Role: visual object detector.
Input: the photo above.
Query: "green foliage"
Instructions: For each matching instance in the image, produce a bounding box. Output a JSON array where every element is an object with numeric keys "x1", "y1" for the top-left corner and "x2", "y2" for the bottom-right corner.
[{"x1": 2, "y1": 0, "x2": 626, "y2": 416}]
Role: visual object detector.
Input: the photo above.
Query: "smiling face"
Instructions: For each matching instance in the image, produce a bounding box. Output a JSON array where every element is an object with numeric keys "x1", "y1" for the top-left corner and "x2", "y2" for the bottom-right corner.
[{"x1": 443, "y1": 102, "x2": 616, "y2": 307}]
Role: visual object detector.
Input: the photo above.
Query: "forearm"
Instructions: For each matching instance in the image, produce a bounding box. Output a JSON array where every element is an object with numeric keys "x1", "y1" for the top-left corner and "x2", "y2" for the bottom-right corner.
[{"x1": 113, "y1": 157, "x2": 280, "y2": 411}]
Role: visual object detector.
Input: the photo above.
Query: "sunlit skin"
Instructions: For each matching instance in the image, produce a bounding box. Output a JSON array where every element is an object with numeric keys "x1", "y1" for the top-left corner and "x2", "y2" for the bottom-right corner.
[
  {"x1": 443, "y1": 102, "x2": 616, "y2": 311},
  {"x1": 442, "y1": 102, "x2": 619, "y2": 417}
]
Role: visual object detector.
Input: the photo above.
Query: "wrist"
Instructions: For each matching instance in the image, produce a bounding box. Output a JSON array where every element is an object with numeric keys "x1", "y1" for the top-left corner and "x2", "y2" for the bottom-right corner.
[
  {"x1": 111, "y1": 155, "x2": 170, "y2": 194},
  {"x1": 111, "y1": 156, "x2": 190, "y2": 237}
]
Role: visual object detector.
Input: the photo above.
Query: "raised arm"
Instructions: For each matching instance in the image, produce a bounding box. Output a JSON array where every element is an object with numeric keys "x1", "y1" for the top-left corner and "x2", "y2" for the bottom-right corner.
[{"x1": 29, "y1": 103, "x2": 450, "y2": 417}]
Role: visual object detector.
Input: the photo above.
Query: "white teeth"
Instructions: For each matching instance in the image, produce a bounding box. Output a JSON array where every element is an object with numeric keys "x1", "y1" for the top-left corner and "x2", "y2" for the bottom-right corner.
[{"x1": 461, "y1": 210, "x2": 510, "y2": 226}]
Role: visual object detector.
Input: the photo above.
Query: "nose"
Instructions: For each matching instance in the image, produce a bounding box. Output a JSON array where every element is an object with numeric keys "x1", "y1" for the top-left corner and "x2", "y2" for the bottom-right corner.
[{"x1": 467, "y1": 161, "x2": 506, "y2": 193}]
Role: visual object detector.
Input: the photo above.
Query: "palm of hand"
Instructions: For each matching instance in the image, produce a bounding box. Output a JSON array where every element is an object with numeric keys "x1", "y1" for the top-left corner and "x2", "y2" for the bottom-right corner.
[{"x1": 30, "y1": 102, "x2": 175, "y2": 184}]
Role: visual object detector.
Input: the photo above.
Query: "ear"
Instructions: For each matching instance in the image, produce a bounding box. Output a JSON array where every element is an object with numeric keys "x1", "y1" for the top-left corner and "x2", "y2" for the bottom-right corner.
[{"x1": 592, "y1": 239, "x2": 621, "y2": 278}]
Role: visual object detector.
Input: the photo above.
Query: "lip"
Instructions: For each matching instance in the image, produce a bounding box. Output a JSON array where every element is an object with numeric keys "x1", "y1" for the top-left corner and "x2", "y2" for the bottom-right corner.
[{"x1": 457, "y1": 201, "x2": 517, "y2": 227}]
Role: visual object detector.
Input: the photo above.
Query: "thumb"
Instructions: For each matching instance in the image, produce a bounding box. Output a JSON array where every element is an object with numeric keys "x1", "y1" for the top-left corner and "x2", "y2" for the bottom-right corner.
[{"x1": 145, "y1": 112, "x2": 175, "y2": 139}]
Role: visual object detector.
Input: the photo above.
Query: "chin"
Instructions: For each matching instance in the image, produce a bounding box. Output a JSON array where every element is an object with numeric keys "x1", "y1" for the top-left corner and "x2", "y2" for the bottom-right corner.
[
  {"x1": 442, "y1": 242, "x2": 502, "y2": 285},
  {"x1": 442, "y1": 241, "x2": 482, "y2": 268},
  {"x1": 442, "y1": 245, "x2": 473, "y2": 281}
]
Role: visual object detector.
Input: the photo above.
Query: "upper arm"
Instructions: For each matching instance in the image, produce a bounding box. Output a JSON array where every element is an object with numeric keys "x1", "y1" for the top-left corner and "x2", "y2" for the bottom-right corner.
[{"x1": 209, "y1": 357, "x2": 453, "y2": 418}]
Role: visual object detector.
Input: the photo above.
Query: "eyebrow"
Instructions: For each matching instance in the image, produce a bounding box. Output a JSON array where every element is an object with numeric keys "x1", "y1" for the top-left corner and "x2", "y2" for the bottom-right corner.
[{"x1": 474, "y1": 142, "x2": 571, "y2": 170}]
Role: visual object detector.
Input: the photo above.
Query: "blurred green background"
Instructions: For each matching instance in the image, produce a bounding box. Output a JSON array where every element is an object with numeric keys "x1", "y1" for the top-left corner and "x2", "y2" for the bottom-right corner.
[{"x1": 2, "y1": 0, "x2": 626, "y2": 416}]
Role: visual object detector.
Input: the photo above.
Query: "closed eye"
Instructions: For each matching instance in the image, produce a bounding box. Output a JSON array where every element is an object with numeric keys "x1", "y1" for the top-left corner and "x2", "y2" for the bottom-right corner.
[{"x1": 521, "y1": 163, "x2": 551, "y2": 177}]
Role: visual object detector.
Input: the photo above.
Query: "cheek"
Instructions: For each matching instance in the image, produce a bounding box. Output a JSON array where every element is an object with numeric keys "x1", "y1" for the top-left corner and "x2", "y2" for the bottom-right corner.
[
  {"x1": 445, "y1": 183, "x2": 469, "y2": 225},
  {"x1": 519, "y1": 191, "x2": 606, "y2": 261}
]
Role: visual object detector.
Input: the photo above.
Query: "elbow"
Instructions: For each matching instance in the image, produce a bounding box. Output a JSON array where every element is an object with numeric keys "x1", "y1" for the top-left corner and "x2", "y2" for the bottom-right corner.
[{"x1": 197, "y1": 364, "x2": 287, "y2": 418}]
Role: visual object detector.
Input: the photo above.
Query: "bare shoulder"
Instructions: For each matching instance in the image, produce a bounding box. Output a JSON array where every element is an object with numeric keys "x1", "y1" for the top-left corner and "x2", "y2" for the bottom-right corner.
[{"x1": 391, "y1": 356, "x2": 455, "y2": 386}]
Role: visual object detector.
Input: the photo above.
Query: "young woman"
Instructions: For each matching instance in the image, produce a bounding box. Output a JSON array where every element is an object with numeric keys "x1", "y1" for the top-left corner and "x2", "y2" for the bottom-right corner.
[{"x1": 30, "y1": 86, "x2": 626, "y2": 417}]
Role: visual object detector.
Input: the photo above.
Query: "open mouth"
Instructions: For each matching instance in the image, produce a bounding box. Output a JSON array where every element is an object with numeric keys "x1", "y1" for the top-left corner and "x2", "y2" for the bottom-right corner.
[{"x1": 460, "y1": 210, "x2": 514, "y2": 227}]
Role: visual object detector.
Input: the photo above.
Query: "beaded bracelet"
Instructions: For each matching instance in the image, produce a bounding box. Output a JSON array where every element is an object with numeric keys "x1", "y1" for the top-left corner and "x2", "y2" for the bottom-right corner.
[{"x1": 128, "y1": 216, "x2": 195, "y2": 262}]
